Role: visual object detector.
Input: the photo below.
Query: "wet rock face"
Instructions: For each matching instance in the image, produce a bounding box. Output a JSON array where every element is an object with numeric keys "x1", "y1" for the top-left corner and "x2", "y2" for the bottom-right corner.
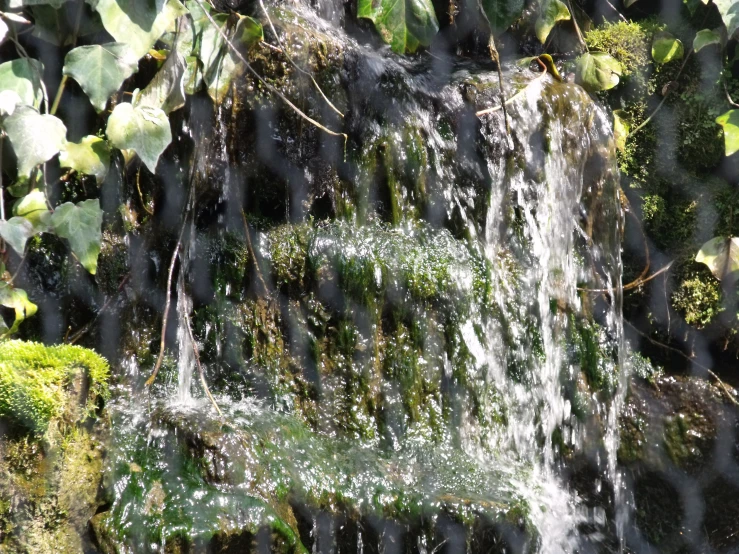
[
  {"x1": 0, "y1": 341, "x2": 110, "y2": 553},
  {"x1": 619, "y1": 375, "x2": 739, "y2": 552}
]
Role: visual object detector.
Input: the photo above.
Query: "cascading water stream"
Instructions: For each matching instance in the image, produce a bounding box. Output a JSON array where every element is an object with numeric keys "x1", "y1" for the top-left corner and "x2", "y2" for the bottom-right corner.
[{"x1": 100, "y1": 6, "x2": 631, "y2": 551}]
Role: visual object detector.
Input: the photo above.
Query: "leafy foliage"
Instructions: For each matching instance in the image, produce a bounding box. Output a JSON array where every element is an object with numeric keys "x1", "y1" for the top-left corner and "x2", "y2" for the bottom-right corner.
[
  {"x1": 575, "y1": 52, "x2": 622, "y2": 92},
  {"x1": 696, "y1": 236, "x2": 739, "y2": 280},
  {"x1": 106, "y1": 102, "x2": 172, "y2": 173},
  {"x1": 3, "y1": 106, "x2": 67, "y2": 177},
  {"x1": 63, "y1": 43, "x2": 139, "y2": 112},
  {"x1": 535, "y1": 0, "x2": 570, "y2": 44},
  {"x1": 50, "y1": 200, "x2": 104, "y2": 274},
  {"x1": 357, "y1": 0, "x2": 438, "y2": 54},
  {"x1": 651, "y1": 32, "x2": 684, "y2": 64}
]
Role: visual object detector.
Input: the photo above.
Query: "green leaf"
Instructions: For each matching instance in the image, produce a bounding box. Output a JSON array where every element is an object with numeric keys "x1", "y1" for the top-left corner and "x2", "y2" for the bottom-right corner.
[
  {"x1": 0, "y1": 283, "x2": 37, "y2": 336},
  {"x1": 138, "y1": 50, "x2": 186, "y2": 114},
  {"x1": 715, "y1": 0, "x2": 739, "y2": 39},
  {"x1": 87, "y1": 0, "x2": 187, "y2": 59},
  {"x1": 3, "y1": 106, "x2": 67, "y2": 177},
  {"x1": 237, "y1": 15, "x2": 262, "y2": 47},
  {"x1": 479, "y1": 0, "x2": 524, "y2": 33},
  {"x1": 651, "y1": 32, "x2": 684, "y2": 64},
  {"x1": 613, "y1": 109, "x2": 630, "y2": 152},
  {"x1": 574, "y1": 51, "x2": 622, "y2": 92},
  {"x1": 0, "y1": 216, "x2": 36, "y2": 255},
  {"x1": 716, "y1": 109, "x2": 739, "y2": 156},
  {"x1": 63, "y1": 43, "x2": 139, "y2": 112},
  {"x1": 357, "y1": 0, "x2": 439, "y2": 53},
  {"x1": 106, "y1": 102, "x2": 172, "y2": 173},
  {"x1": 0, "y1": 58, "x2": 44, "y2": 109},
  {"x1": 14, "y1": 189, "x2": 51, "y2": 232},
  {"x1": 696, "y1": 236, "x2": 739, "y2": 280},
  {"x1": 0, "y1": 89, "x2": 22, "y2": 117},
  {"x1": 50, "y1": 199, "x2": 103, "y2": 274},
  {"x1": 0, "y1": 18, "x2": 8, "y2": 44},
  {"x1": 8, "y1": 0, "x2": 68, "y2": 9},
  {"x1": 59, "y1": 135, "x2": 111, "y2": 183},
  {"x1": 535, "y1": 0, "x2": 570, "y2": 44},
  {"x1": 693, "y1": 28, "x2": 722, "y2": 52},
  {"x1": 30, "y1": 5, "x2": 103, "y2": 46}
]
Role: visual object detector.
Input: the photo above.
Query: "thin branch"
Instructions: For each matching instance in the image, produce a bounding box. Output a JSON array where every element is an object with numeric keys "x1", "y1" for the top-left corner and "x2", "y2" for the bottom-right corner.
[
  {"x1": 184, "y1": 311, "x2": 222, "y2": 416},
  {"x1": 145, "y1": 231, "x2": 183, "y2": 386},
  {"x1": 476, "y1": 58, "x2": 548, "y2": 116},
  {"x1": 257, "y1": 0, "x2": 344, "y2": 118},
  {"x1": 136, "y1": 166, "x2": 154, "y2": 215},
  {"x1": 625, "y1": 319, "x2": 739, "y2": 406},
  {"x1": 580, "y1": 261, "x2": 673, "y2": 293},
  {"x1": 193, "y1": 0, "x2": 347, "y2": 145},
  {"x1": 489, "y1": 35, "x2": 511, "y2": 138},
  {"x1": 566, "y1": 0, "x2": 588, "y2": 52},
  {"x1": 145, "y1": 165, "x2": 196, "y2": 387},
  {"x1": 604, "y1": 0, "x2": 627, "y2": 23},
  {"x1": 724, "y1": 82, "x2": 739, "y2": 108},
  {"x1": 51, "y1": 0, "x2": 84, "y2": 115},
  {"x1": 240, "y1": 208, "x2": 269, "y2": 294}
]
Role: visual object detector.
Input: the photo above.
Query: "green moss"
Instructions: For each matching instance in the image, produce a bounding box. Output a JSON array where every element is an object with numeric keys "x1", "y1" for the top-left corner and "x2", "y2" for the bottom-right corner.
[
  {"x1": 584, "y1": 20, "x2": 656, "y2": 77},
  {"x1": 671, "y1": 264, "x2": 723, "y2": 328},
  {"x1": 0, "y1": 340, "x2": 109, "y2": 434}
]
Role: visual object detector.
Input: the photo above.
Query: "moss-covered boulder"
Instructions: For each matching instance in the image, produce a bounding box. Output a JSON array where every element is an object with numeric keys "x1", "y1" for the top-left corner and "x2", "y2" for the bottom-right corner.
[
  {"x1": 92, "y1": 400, "x2": 534, "y2": 553},
  {"x1": 619, "y1": 375, "x2": 739, "y2": 551},
  {"x1": 0, "y1": 340, "x2": 110, "y2": 553}
]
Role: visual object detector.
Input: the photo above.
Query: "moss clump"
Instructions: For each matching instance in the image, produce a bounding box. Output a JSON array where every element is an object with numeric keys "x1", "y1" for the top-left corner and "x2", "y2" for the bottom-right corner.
[
  {"x1": 0, "y1": 340, "x2": 110, "y2": 434},
  {"x1": 671, "y1": 264, "x2": 723, "y2": 328},
  {"x1": 584, "y1": 20, "x2": 655, "y2": 76}
]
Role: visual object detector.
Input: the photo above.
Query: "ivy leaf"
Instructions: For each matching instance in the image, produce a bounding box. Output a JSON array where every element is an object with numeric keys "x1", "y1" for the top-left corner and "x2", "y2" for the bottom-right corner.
[
  {"x1": 138, "y1": 50, "x2": 186, "y2": 114},
  {"x1": 14, "y1": 189, "x2": 51, "y2": 232},
  {"x1": 59, "y1": 135, "x2": 111, "y2": 183},
  {"x1": 50, "y1": 199, "x2": 103, "y2": 274},
  {"x1": 535, "y1": 0, "x2": 570, "y2": 44},
  {"x1": 0, "y1": 90, "x2": 22, "y2": 117},
  {"x1": 237, "y1": 15, "x2": 263, "y2": 47},
  {"x1": 63, "y1": 43, "x2": 139, "y2": 112},
  {"x1": 0, "y1": 283, "x2": 37, "y2": 336},
  {"x1": 715, "y1": 0, "x2": 739, "y2": 39},
  {"x1": 696, "y1": 236, "x2": 739, "y2": 280},
  {"x1": 613, "y1": 109, "x2": 630, "y2": 152},
  {"x1": 0, "y1": 58, "x2": 44, "y2": 109},
  {"x1": 87, "y1": 0, "x2": 187, "y2": 59},
  {"x1": 30, "y1": 5, "x2": 103, "y2": 46},
  {"x1": 479, "y1": 0, "x2": 524, "y2": 33},
  {"x1": 575, "y1": 51, "x2": 622, "y2": 92},
  {"x1": 357, "y1": 0, "x2": 439, "y2": 53},
  {"x1": 106, "y1": 102, "x2": 172, "y2": 173},
  {"x1": 3, "y1": 106, "x2": 67, "y2": 177},
  {"x1": 0, "y1": 18, "x2": 7, "y2": 44},
  {"x1": 651, "y1": 32, "x2": 684, "y2": 64},
  {"x1": 0, "y1": 217, "x2": 36, "y2": 255},
  {"x1": 8, "y1": 0, "x2": 68, "y2": 8},
  {"x1": 693, "y1": 28, "x2": 723, "y2": 52},
  {"x1": 716, "y1": 109, "x2": 739, "y2": 156}
]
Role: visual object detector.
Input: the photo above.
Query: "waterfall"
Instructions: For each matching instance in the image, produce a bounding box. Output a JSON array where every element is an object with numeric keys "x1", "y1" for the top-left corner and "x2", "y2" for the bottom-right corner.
[{"x1": 100, "y1": 5, "x2": 630, "y2": 552}]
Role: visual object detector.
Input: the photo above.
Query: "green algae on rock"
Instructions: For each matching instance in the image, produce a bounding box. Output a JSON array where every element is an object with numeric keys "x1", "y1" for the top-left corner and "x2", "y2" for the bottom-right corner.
[{"x1": 0, "y1": 340, "x2": 110, "y2": 435}]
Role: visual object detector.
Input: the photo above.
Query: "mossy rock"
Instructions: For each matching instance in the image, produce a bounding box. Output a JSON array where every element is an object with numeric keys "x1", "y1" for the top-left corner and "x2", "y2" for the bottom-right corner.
[
  {"x1": 0, "y1": 341, "x2": 110, "y2": 553},
  {"x1": 96, "y1": 400, "x2": 535, "y2": 553},
  {"x1": 0, "y1": 340, "x2": 110, "y2": 435}
]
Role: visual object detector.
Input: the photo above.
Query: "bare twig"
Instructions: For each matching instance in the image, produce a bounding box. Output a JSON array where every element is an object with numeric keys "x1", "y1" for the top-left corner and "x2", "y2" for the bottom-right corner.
[
  {"x1": 625, "y1": 319, "x2": 739, "y2": 406},
  {"x1": 566, "y1": 0, "x2": 588, "y2": 51},
  {"x1": 51, "y1": 0, "x2": 84, "y2": 115},
  {"x1": 240, "y1": 208, "x2": 269, "y2": 293},
  {"x1": 67, "y1": 273, "x2": 131, "y2": 344},
  {"x1": 257, "y1": 0, "x2": 344, "y2": 118},
  {"x1": 476, "y1": 58, "x2": 548, "y2": 116},
  {"x1": 724, "y1": 82, "x2": 739, "y2": 108},
  {"x1": 184, "y1": 311, "x2": 222, "y2": 416},
  {"x1": 604, "y1": 0, "x2": 627, "y2": 22},
  {"x1": 193, "y1": 0, "x2": 347, "y2": 145},
  {"x1": 145, "y1": 165, "x2": 196, "y2": 386}
]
